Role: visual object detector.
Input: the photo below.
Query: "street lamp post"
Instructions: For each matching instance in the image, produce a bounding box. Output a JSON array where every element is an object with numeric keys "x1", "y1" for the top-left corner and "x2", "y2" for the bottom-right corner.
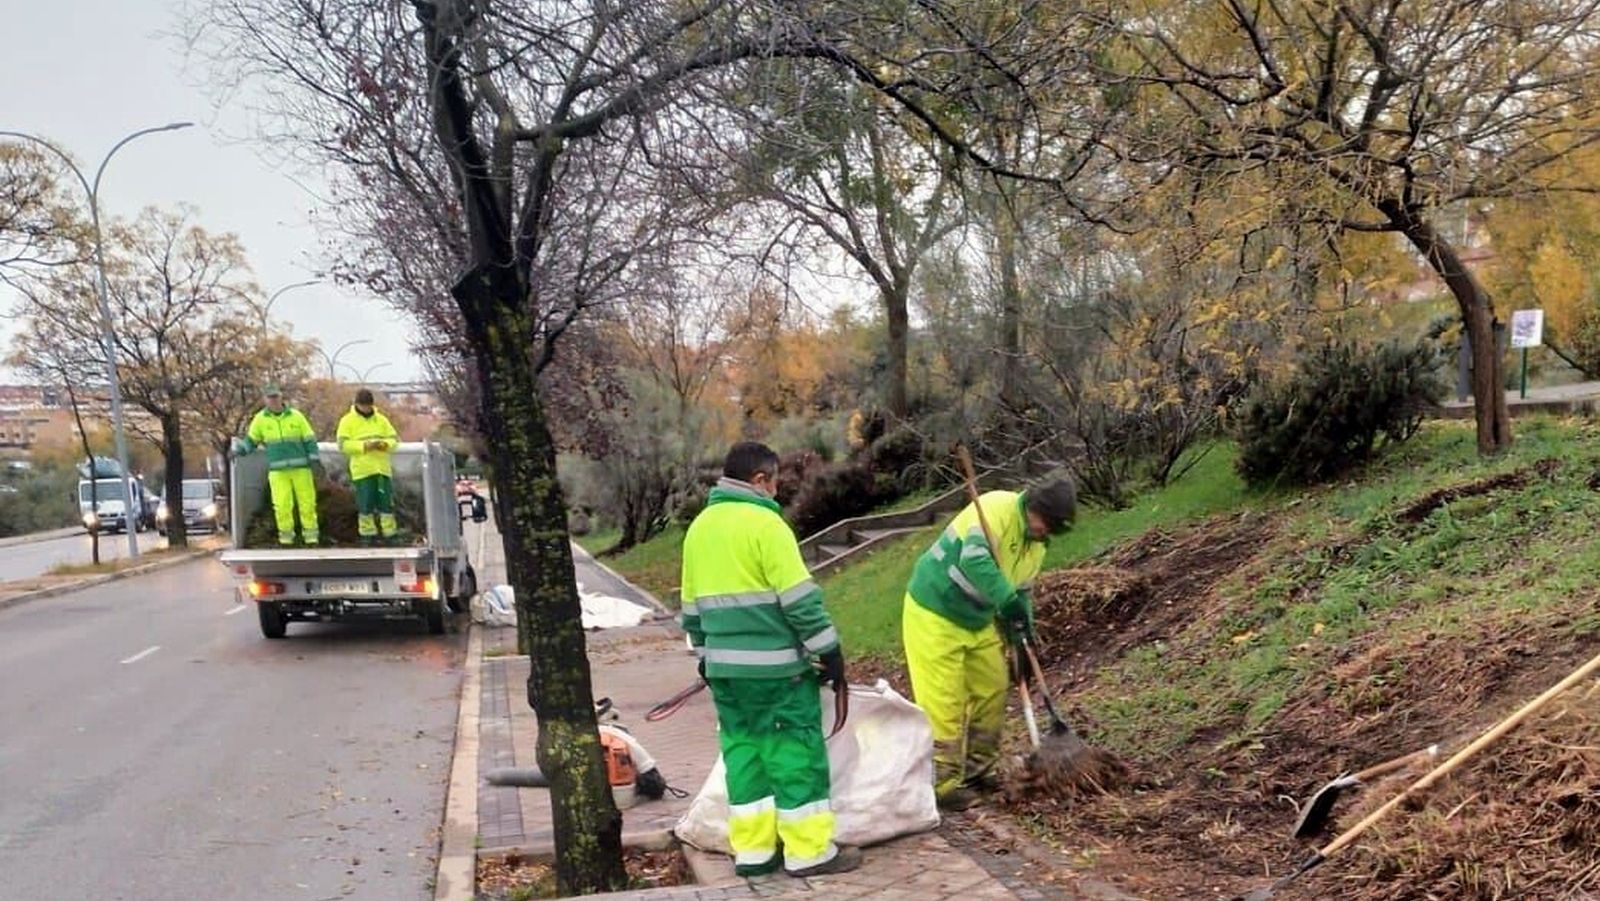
[
  {"x1": 261, "y1": 279, "x2": 319, "y2": 326},
  {"x1": 316, "y1": 339, "x2": 372, "y2": 381},
  {"x1": 0, "y1": 122, "x2": 194, "y2": 560},
  {"x1": 340, "y1": 361, "x2": 392, "y2": 384}
]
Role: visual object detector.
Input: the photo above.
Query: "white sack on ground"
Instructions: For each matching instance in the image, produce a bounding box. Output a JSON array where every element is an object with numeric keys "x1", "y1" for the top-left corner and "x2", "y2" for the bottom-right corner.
[
  {"x1": 578, "y1": 587, "x2": 650, "y2": 629},
  {"x1": 674, "y1": 679, "x2": 939, "y2": 852},
  {"x1": 474, "y1": 584, "x2": 517, "y2": 627}
]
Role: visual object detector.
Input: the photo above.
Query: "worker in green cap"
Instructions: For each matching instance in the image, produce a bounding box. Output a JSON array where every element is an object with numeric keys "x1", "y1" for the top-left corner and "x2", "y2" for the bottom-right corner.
[
  {"x1": 236, "y1": 384, "x2": 321, "y2": 546},
  {"x1": 337, "y1": 388, "x2": 402, "y2": 546}
]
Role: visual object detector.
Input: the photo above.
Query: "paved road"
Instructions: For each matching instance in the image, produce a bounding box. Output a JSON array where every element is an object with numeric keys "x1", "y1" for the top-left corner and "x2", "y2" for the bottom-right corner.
[
  {"x1": 0, "y1": 557, "x2": 465, "y2": 900},
  {"x1": 0, "y1": 529, "x2": 165, "y2": 582}
]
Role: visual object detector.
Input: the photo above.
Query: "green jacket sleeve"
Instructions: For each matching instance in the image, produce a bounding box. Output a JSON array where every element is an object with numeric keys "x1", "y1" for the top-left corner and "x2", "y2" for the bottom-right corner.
[
  {"x1": 952, "y1": 520, "x2": 1016, "y2": 610},
  {"x1": 762, "y1": 516, "x2": 838, "y2": 656},
  {"x1": 241, "y1": 413, "x2": 263, "y2": 454}
]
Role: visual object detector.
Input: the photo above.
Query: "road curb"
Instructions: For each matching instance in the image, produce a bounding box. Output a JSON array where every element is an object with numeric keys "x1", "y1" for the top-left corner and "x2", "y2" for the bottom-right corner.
[
  {"x1": 435, "y1": 621, "x2": 483, "y2": 901},
  {"x1": 0, "y1": 526, "x2": 80, "y2": 549},
  {"x1": 570, "y1": 541, "x2": 671, "y2": 616},
  {"x1": 0, "y1": 545, "x2": 218, "y2": 613}
]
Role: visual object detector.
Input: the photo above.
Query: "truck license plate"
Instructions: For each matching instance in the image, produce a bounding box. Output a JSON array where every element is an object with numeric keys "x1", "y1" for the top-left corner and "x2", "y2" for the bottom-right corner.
[{"x1": 323, "y1": 581, "x2": 372, "y2": 595}]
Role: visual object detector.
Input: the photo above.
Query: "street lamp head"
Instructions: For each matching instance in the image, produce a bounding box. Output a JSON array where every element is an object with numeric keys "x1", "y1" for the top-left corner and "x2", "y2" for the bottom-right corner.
[{"x1": 159, "y1": 122, "x2": 195, "y2": 133}]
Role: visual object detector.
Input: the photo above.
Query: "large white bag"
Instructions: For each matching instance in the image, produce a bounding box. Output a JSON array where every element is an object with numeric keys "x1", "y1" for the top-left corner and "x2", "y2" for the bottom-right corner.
[{"x1": 674, "y1": 679, "x2": 940, "y2": 852}]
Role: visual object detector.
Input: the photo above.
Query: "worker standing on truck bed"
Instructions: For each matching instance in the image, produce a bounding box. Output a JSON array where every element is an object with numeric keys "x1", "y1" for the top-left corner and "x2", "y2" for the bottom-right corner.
[
  {"x1": 337, "y1": 388, "x2": 402, "y2": 546},
  {"x1": 236, "y1": 384, "x2": 321, "y2": 547},
  {"x1": 679, "y1": 441, "x2": 860, "y2": 878},
  {"x1": 901, "y1": 477, "x2": 1076, "y2": 811}
]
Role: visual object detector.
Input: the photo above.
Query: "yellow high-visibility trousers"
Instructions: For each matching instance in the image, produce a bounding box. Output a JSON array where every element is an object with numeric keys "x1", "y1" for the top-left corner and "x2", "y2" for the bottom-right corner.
[
  {"x1": 268, "y1": 468, "x2": 319, "y2": 545},
  {"x1": 902, "y1": 594, "x2": 1009, "y2": 798}
]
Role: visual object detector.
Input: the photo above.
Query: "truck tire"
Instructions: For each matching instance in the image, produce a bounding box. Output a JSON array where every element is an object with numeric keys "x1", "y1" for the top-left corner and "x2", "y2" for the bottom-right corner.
[
  {"x1": 258, "y1": 602, "x2": 287, "y2": 639},
  {"x1": 424, "y1": 600, "x2": 446, "y2": 635},
  {"x1": 447, "y1": 565, "x2": 477, "y2": 614}
]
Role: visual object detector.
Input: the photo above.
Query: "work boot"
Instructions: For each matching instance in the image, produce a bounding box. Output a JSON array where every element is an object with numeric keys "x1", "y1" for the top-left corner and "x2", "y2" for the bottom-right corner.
[
  {"x1": 937, "y1": 788, "x2": 982, "y2": 812},
  {"x1": 788, "y1": 845, "x2": 862, "y2": 878}
]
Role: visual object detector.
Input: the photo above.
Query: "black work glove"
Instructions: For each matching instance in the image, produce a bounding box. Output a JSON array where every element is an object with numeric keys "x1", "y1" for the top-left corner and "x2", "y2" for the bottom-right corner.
[
  {"x1": 697, "y1": 656, "x2": 707, "y2": 683},
  {"x1": 817, "y1": 648, "x2": 846, "y2": 690}
]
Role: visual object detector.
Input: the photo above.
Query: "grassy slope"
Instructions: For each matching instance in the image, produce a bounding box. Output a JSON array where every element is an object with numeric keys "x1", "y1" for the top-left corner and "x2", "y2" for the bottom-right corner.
[
  {"x1": 1078, "y1": 416, "x2": 1600, "y2": 758},
  {"x1": 819, "y1": 447, "x2": 1251, "y2": 662}
]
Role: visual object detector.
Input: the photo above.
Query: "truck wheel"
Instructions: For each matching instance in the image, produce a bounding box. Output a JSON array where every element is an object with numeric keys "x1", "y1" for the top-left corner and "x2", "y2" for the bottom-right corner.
[
  {"x1": 258, "y1": 602, "x2": 288, "y2": 639},
  {"x1": 425, "y1": 600, "x2": 446, "y2": 635},
  {"x1": 447, "y1": 565, "x2": 477, "y2": 613}
]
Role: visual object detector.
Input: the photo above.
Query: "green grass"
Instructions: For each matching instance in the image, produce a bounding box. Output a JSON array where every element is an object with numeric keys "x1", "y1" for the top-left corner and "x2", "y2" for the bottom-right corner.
[
  {"x1": 821, "y1": 442, "x2": 1257, "y2": 665},
  {"x1": 573, "y1": 527, "x2": 620, "y2": 556},
  {"x1": 586, "y1": 525, "x2": 687, "y2": 607},
  {"x1": 1070, "y1": 416, "x2": 1600, "y2": 757}
]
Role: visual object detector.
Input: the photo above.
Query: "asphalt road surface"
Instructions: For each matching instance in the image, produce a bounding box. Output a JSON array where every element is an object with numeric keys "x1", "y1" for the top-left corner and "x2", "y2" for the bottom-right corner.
[
  {"x1": 0, "y1": 556, "x2": 466, "y2": 900},
  {"x1": 0, "y1": 529, "x2": 164, "y2": 582}
]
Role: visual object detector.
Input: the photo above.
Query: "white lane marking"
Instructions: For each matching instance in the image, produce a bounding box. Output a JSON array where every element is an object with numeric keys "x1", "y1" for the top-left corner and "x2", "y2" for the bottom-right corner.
[
  {"x1": 225, "y1": 603, "x2": 250, "y2": 616},
  {"x1": 120, "y1": 645, "x2": 162, "y2": 665}
]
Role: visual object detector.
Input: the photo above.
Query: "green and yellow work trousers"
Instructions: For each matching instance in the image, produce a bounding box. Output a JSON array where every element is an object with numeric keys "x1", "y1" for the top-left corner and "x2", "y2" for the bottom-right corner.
[
  {"x1": 709, "y1": 673, "x2": 838, "y2": 876},
  {"x1": 353, "y1": 474, "x2": 397, "y2": 540},
  {"x1": 268, "y1": 468, "x2": 319, "y2": 546},
  {"x1": 902, "y1": 595, "x2": 1009, "y2": 799}
]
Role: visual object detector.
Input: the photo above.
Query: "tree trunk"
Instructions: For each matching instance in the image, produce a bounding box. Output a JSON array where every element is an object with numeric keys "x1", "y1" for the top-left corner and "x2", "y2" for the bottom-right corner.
[
  {"x1": 161, "y1": 412, "x2": 189, "y2": 548},
  {"x1": 996, "y1": 213, "x2": 1023, "y2": 410},
  {"x1": 454, "y1": 264, "x2": 626, "y2": 894},
  {"x1": 884, "y1": 283, "x2": 910, "y2": 419},
  {"x1": 1383, "y1": 201, "x2": 1513, "y2": 454}
]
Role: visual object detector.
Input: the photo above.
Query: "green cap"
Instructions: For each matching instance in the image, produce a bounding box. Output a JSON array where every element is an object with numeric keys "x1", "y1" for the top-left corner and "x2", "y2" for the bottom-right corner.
[{"x1": 263, "y1": 383, "x2": 283, "y2": 396}]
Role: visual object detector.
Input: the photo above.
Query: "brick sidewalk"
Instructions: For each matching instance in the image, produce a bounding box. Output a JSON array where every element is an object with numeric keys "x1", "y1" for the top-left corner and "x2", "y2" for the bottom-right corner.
[{"x1": 470, "y1": 529, "x2": 1042, "y2": 899}]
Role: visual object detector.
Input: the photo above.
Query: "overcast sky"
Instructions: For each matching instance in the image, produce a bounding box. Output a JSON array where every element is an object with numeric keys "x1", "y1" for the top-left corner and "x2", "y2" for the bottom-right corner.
[{"x1": 0, "y1": 0, "x2": 424, "y2": 384}]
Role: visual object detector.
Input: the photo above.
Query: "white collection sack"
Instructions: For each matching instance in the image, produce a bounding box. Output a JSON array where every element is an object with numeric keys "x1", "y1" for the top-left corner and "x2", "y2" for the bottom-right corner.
[
  {"x1": 474, "y1": 584, "x2": 518, "y2": 628},
  {"x1": 674, "y1": 679, "x2": 939, "y2": 852}
]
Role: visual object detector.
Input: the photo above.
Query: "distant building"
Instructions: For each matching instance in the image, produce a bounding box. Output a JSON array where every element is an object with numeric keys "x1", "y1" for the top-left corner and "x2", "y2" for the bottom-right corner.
[{"x1": 370, "y1": 381, "x2": 445, "y2": 416}]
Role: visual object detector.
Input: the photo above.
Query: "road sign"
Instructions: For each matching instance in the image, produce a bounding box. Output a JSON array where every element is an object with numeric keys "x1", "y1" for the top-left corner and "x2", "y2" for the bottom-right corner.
[{"x1": 1511, "y1": 309, "x2": 1544, "y2": 349}]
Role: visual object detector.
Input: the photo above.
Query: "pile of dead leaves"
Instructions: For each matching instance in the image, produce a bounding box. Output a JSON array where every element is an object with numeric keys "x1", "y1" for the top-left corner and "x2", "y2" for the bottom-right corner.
[
  {"x1": 243, "y1": 476, "x2": 426, "y2": 548},
  {"x1": 1318, "y1": 685, "x2": 1600, "y2": 901},
  {"x1": 476, "y1": 848, "x2": 689, "y2": 900}
]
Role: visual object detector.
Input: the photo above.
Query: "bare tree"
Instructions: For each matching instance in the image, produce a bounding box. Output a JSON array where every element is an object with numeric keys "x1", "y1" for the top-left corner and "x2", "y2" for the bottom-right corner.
[
  {"x1": 1107, "y1": 0, "x2": 1600, "y2": 453},
  {"x1": 14, "y1": 207, "x2": 264, "y2": 548},
  {"x1": 187, "y1": 0, "x2": 1108, "y2": 889}
]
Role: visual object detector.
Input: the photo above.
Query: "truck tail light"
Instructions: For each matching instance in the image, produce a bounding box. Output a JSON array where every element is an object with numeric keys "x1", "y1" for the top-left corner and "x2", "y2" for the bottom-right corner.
[
  {"x1": 402, "y1": 577, "x2": 436, "y2": 596},
  {"x1": 249, "y1": 580, "x2": 286, "y2": 598}
]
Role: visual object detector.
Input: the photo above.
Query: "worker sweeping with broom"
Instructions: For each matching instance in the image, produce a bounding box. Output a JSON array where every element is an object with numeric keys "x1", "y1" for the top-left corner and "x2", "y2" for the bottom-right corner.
[{"x1": 901, "y1": 469, "x2": 1077, "y2": 811}]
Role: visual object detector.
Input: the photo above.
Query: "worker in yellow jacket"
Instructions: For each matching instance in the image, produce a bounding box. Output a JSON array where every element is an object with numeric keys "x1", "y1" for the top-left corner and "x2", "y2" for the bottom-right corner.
[
  {"x1": 336, "y1": 388, "x2": 401, "y2": 546},
  {"x1": 901, "y1": 479, "x2": 1076, "y2": 810},
  {"x1": 237, "y1": 384, "x2": 321, "y2": 546},
  {"x1": 680, "y1": 441, "x2": 860, "y2": 878}
]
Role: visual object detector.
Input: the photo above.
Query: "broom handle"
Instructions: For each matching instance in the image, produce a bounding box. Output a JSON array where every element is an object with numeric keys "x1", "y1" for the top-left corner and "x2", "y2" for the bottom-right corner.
[
  {"x1": 957, "y1": 446, "x2": 1038, "y2": 749},
  {"x1": 954, "y1": 446, "x2": 1002, "y2": 568},
  {"x1": 1321, "y1": 646, "x2": 1600, "y2": 859}
]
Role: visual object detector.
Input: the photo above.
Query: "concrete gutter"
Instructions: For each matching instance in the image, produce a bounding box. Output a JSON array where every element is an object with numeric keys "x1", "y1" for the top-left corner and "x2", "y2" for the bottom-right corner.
[
  {"x1": 434, "y1": 530, "x2": 487, "y2": 901},
  {"x1": 0, "y1": 542, "x2": 221, "y2": 613}
]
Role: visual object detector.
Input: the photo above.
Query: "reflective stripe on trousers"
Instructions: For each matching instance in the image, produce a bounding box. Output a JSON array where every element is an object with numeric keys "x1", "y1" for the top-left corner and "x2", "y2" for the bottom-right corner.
[{"x1": 709, "y1": 673, "x2": 837, "y2": 874}]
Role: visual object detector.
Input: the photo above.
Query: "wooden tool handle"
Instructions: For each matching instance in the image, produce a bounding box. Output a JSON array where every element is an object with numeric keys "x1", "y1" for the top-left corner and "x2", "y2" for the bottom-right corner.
[
  {"x1": 955, "y1": 445, "x2": 1001, "y2": 566},
  {"x1": 1321, "y1": 647, "x2": 1600, "y2": 859},
  {"x1": 1352, "y1": 745, "x2": 1439, "y2": 783}
]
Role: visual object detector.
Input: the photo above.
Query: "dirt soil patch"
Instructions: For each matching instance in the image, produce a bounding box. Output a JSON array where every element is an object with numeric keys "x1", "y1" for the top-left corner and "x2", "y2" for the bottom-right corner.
[
  {"x1": 476, "y1": 847, "x2": 689, "y2": 899},
  {"x1": 962, "y1": 469, "x2": 1600, "y2": 900},
  {"x1": 1029, "y1": 511, "x2": 1270, "y2": 682},
  {"x1": 1395, "y1": 458, "x2": 1559, "y2": 524}
]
